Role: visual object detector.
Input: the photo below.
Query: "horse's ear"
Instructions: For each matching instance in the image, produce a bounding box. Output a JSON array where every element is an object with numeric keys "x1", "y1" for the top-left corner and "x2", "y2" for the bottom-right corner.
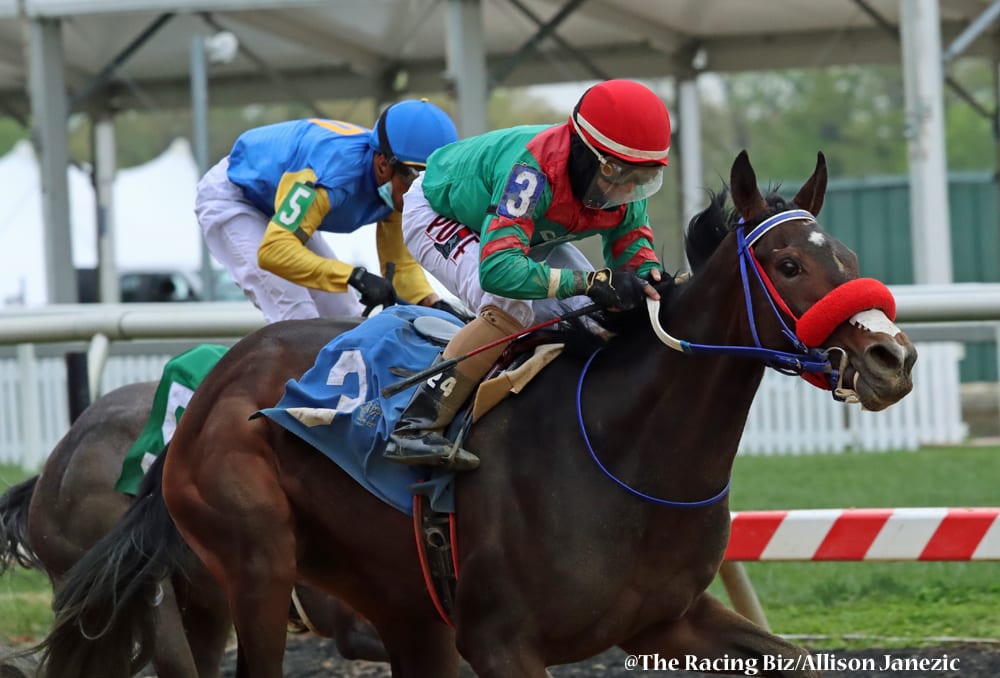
[
  {"x1": 730, "y1": 150, "x2": 768, "y2": 221},
  {"x1": 792, "y1": 151, "x2": 828, "y2": 217}
]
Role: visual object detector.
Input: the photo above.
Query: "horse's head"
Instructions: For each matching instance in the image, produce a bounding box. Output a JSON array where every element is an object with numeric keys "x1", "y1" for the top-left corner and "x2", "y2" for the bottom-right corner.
[{"x1": 723, "y1": 150, "x2": 916, "y2": 411}]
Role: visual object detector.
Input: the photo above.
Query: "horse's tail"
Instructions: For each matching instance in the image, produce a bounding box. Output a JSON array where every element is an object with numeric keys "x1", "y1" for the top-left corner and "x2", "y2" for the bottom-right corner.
[
  {"x1": 30, "y1": 449, "x2": 187, "y2": 678},
  {"x1": 0, "y1": 651, "x2": 36, "y2": 678},
  {"x1": 0, "y1": 476, "x2": 43, "y2": 573}
]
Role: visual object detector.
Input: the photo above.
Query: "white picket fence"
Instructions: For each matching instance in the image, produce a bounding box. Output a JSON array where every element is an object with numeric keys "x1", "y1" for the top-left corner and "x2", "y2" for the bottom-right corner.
[
  {"x1": 740, "y1": 342, "x2": 965, "y2": 454},
  {"x1": 0, "y1": 342, "x2": 967, "y2": 469}
]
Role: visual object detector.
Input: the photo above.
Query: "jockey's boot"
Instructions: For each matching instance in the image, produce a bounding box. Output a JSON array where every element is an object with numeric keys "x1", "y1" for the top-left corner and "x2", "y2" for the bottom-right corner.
[{"x1": 385, "y1": 305, "x2": 524, "y2": 471}]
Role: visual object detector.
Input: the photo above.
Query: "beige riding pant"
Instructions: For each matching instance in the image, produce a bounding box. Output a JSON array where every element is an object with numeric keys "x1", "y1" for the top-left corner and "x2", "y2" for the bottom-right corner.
[{"x1": 195, "y1": 157, "x2": 364, "y2": 322}]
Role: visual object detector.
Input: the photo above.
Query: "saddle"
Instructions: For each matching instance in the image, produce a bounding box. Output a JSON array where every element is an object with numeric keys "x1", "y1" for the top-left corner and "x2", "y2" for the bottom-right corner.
[
  {"x1": 256, "y1": 305, "x2": 566, "y2": 624},
  {"x1": 408, "y1": 318, "x2": 565, "y2": 624}
]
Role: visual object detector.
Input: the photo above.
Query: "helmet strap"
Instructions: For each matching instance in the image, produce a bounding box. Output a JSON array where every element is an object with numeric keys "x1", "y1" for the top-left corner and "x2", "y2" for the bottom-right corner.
[
  {"x1": 568, "y1": 134, "x2": 600, "y2": 202},
  {"x1": 376, "y1": 103, "x2": 398, "y2": 165},
  {"x1": 570, "y1": 110, "x2": 609, "y2": 170}
]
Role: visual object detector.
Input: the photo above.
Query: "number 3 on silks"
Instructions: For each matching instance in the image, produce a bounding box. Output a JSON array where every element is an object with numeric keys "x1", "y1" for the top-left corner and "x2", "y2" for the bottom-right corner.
[{"x1": 497, "y1": 164, "x2": 546, "y2": 219}]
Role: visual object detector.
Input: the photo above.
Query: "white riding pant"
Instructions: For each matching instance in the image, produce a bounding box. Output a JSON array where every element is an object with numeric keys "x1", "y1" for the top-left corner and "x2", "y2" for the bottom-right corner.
[
  {"x1": 195, "y1": 157, "x2": 364, "y2": 322},
  {"x1": 401, "y1": 174, "x2": 593, "y2": 328}
]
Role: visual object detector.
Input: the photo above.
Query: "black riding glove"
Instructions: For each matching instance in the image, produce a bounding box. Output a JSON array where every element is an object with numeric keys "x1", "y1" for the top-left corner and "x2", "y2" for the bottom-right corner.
[
  {"x1": 348, "y1": 267, "x2": 396, "y2": 310},
  {"x1": 584, "y1": 268, "x2": 649, "y2": 311},
  {"x1": 431, "y1": 299, "x2": 473, "y2": 323}
]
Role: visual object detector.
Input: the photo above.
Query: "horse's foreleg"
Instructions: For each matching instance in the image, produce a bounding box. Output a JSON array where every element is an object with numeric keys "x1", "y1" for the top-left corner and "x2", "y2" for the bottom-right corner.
[
  {"x1": 219, "y1": 514, "x2": 298, "y2": 678},
  {"x1": 176, "y1": 572, "x2": 231, "y2": 678},
  {"x1": 621, "y1": 592, "x2": 818, "y2": 678},
  {"x1": 168, "y1": 457, "x2": 296, "y2": 678},
  {"x1": 293, "y1": 585, "x2": 388, "y2": 662},
  {"x1": 145, "y1": 580, "x2": 199, "y2": 678},
  {"x1": 376, "y1": 620, "x2": 460, "y2": 678}
]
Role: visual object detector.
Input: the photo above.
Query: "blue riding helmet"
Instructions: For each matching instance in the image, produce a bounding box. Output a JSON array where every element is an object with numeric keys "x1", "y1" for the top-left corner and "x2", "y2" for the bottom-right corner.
[{"x1": 372, "y1": 99, "x2": 458, "y2": 167}]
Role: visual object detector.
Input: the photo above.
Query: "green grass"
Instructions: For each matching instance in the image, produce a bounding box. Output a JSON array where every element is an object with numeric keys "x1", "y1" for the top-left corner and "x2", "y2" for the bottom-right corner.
[
  {"x1": 1, "y1": 450, "x2": 998, "y2": 648},
  {"x1": 0, "y1": 570, "x2": 52, "y2": 643},
  {"x1": 0, "y1": 463, "x2": 53, "y2": 646},
  {"x1": 712, "y1": 446, "x2": 1000, "y2": 647}
]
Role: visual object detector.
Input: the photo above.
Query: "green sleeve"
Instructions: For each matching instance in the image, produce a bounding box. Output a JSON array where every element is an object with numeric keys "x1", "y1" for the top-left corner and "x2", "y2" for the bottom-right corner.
[
  {"x1": 478, "y1": 180, "x2": 575, "y2": 300},
  {"x1": 600, "y1": 201, "x2": 663, "y2": 277}
]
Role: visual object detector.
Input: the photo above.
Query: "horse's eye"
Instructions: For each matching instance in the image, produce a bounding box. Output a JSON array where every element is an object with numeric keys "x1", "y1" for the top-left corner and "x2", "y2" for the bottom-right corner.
[{"x1": 777, "y1": 258, "x2": 801, "y2": 277}]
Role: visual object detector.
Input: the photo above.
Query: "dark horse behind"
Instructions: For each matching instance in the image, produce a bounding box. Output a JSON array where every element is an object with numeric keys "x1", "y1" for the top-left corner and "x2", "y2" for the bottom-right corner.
[
  {"x1": 26, "y1": 151, "x2": 916, "y2": 678},
  {"x1": 0, "y1": 384, "x2": 387, "y2": 677}
]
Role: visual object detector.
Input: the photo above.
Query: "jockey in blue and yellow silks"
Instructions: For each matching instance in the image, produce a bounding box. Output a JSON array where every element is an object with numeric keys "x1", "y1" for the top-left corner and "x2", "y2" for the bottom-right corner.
[{"x1": 195, "y1": 100, "x2": 462, "y2": 321}]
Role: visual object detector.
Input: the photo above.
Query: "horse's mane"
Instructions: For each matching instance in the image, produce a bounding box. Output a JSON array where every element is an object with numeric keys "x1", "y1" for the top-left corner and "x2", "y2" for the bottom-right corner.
[
  {"x1": 524, "y1": 185, "x2": 794, "y2": 348},
  {"x1": 685, "y1": 186, "x2": 791, "y2": 274},
  {"x1": 547, "y1": 185, "x2": 794, "y2": 346}
]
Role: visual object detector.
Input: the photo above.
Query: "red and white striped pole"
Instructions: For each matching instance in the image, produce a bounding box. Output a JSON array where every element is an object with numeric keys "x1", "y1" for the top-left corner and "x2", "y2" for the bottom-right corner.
[{"x1": 719, "y1": 507, "x2": 1000, "y2": 629}]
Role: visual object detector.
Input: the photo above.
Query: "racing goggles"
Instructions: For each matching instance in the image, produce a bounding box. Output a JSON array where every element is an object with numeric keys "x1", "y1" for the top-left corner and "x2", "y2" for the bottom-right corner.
[
  {"x1": 581, "y1": 153, "x2": 663, "y2": 209},
  {"x1": 574, "y1": 125, "x2": 663, "y2": 208}
]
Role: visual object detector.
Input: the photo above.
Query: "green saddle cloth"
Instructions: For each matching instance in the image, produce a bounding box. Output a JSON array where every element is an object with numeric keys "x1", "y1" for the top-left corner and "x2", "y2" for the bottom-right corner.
[{"x1": 114, "y1": 343, "x2": 229, "y2": 495}]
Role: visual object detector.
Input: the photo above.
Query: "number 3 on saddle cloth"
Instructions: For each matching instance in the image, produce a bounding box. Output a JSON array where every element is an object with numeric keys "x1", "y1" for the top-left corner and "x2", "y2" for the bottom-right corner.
[{"x1": 256, "y1": 305, "x2": 562, "y2": 623}]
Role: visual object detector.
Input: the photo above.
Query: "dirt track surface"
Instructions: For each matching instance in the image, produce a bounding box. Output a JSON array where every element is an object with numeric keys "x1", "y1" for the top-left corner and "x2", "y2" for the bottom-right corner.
[{"x1": 222, "y1": 636, "x2": 1000, "y2": 677}]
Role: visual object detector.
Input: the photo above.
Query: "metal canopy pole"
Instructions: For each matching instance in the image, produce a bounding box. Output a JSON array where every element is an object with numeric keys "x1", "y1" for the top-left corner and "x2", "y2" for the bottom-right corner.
[
  {"x1": 506, "y1": 0, "x2": 610, "y2": 81},
  {"x1": 93, "y1": 113, "x2": 119, "y2": 304},
  {"x1": 446, "y1": 0, "x2": 488, "y2": 136},
  {"x1": 27, "y1": 17, "x2": 76, "y2": 304},
  {"x1": 191, "y1": 34, "x2": 216, "y2": 300},
  {"x1": 943, "y1": 0, "x2": 1000, "y2": 62},
  {"x1": 69, "y1": 13, "x2": 174, "y2": 112},
  {"x1": 900, "y1": 0, "x2": 952, "y2": 284},
  {"x1": 490, "y1": 0, "x2": 587, "y2": 85},
  {"x1": 678, "y1": 76, "x2": 702, "y2": 274},
  {"x1": 678, "y1": 78, "x2": 702, "y2": 227}
]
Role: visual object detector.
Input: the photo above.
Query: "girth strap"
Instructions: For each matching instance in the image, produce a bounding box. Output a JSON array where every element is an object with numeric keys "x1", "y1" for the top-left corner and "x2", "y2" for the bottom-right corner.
[{"x1": 412, "y1": 493, "x2": 459, "y2": 626}]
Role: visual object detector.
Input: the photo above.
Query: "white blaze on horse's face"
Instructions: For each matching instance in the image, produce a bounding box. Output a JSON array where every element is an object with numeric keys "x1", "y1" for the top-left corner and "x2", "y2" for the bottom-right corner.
[{"x1": 807, "y1": 228, "x2": 848, "y2": 274}]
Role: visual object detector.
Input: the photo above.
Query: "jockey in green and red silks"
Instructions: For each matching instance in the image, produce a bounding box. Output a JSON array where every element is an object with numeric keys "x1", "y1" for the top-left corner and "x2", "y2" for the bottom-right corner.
[{"x1": 385, "y1": 80, "x2": 674, "y2": 472}]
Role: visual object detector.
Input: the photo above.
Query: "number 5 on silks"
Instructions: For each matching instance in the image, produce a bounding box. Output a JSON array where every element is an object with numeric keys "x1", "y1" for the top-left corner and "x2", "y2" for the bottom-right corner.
[{"x1": 275, "y1": 183, "x2": 318, "y2": 232}]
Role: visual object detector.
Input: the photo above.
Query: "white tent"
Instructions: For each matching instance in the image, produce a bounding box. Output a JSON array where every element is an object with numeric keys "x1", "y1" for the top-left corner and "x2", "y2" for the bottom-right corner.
[
  {"x1": 0, "y1": 137, "x2": 400, "y2": 307},
  {"x1": 0, "y1": 139, "x2": 95, "y2": 306}
]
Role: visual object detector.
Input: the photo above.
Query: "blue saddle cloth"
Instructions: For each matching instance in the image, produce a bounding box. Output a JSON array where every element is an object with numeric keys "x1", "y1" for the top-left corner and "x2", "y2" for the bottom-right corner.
[{"x1": 257, "y1": 305, "x2": 461, "y2": 515}]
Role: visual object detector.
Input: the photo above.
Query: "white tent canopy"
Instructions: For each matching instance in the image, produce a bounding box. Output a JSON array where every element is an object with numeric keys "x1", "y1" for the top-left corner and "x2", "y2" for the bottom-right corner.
[
  {"x1": 0, "y1": 136, "x2": 389, "y2": 307},
  {"x1": 2, "y1": 0, "x2": 998, "y2": 302},
  {"x1": 0, "y1": 138, "x2": 201, "y2": 305}
]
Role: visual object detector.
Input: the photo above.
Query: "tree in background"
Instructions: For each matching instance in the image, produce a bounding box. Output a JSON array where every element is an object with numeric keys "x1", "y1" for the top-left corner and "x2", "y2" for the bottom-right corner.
[
  {"x1": 705, "y1": 60, "x2": 994, "y2": 181},
  {"x1": 0, "y1": 60, "x2": 994, "y2": 174},
  {"x1": 0, "y1": 62, "x2": 992, "y2": 275}
]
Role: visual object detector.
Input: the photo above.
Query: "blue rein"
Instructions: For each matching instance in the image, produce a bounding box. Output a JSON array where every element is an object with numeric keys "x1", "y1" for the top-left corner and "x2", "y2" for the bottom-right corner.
[
  {"x1": 576, "y1": 348, "x2": 732, "y2": 508},
  {"x1": 577, "y1": 209, "x2": 836, "y2": 507}
]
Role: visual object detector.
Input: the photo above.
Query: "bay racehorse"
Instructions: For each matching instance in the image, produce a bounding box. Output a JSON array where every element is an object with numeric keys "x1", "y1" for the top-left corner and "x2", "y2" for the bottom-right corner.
[
  {"x1": 30, "y1": 151, "x2": 916, "y2": 677},
  {"x1": 0, "y1": 382, "x2": 386, "y2": 677}
]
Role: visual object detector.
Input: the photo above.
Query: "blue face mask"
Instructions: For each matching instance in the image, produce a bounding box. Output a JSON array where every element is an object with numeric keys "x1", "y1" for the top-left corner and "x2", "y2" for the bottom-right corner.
[{"x1": 377, "y1": 180, "x2": 395, "y2": 210}]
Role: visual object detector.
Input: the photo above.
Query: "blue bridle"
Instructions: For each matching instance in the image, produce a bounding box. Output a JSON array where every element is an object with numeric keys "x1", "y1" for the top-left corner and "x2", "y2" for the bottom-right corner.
[{"x1": 577, "y1": 208, "x2": 839, "y2": 508}]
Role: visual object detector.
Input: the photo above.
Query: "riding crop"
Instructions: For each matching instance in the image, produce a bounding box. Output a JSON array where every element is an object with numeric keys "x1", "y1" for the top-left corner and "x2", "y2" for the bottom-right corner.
[{"x1": 380, "y1": 301, "x2": 603, "y2": 398}]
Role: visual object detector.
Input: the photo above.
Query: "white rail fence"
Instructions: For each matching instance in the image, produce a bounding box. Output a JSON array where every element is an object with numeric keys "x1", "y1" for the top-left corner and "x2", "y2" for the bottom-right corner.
[
  {"x1": 742, "y1": 342, "x2": 965, "y2": 454},
  {"x1": 3, "y1": 282, "x2": 995, "y2": 470},
  {"x1": 0, "y1": 341, "x2": 966, "y2": 469}
]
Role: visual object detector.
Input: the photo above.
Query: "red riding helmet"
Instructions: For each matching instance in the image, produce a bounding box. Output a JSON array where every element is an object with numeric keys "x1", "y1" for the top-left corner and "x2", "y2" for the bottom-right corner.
[{"x1": 569, "y1": 79, "x2": 671, "y2": 166}]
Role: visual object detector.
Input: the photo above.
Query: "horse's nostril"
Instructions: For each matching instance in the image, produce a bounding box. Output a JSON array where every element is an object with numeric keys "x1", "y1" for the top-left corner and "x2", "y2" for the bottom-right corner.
[{"x1": 866, "y1": 343, "x2": 904, "y2": 373}]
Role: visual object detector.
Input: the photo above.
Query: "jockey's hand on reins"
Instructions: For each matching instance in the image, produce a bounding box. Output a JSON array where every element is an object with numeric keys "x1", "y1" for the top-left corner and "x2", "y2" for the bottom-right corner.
[
  {"x1": 352, "y1": 263, "x2": 398, "y2": 317},
  {"x1": 585, "y1": 268, "x2": 650, "y2": 311}
]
